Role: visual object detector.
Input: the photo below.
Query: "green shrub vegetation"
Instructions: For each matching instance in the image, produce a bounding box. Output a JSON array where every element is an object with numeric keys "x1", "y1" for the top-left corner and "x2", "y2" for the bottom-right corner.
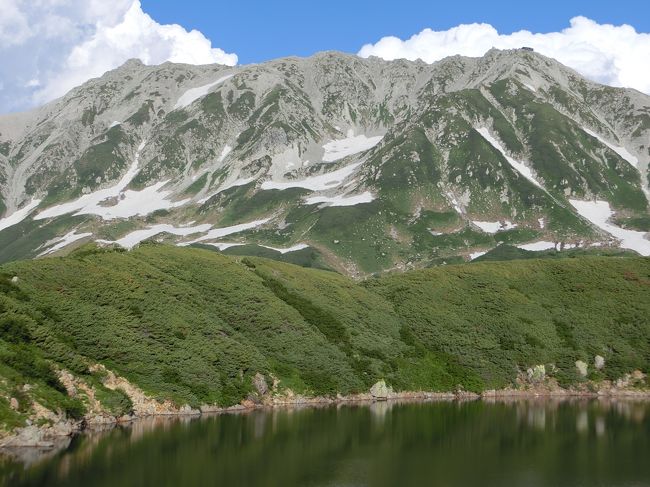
[{"x1": 0, "y1": 246, "x2": 647, "y2": 429}]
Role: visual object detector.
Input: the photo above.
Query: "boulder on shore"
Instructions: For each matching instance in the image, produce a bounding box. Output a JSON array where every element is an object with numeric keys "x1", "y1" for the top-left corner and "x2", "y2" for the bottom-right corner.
[{"x1": 370, "y1": 380, "x2": 393, "y2": 400}]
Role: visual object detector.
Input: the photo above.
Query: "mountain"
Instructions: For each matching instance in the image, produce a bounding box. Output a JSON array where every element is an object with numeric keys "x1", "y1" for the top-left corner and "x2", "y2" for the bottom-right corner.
[
  {"x1": 0, "y1": 49, "x2": 649, "y2": 274},
  {"x1": 1, "y1": 246, "x2": 648, "y2": 430}
]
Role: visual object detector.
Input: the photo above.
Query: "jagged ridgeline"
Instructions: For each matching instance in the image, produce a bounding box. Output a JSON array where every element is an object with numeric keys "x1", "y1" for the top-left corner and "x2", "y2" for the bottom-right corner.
[
  {"x1": 0, "y1": 246, "x2": 649, "y2": 426},
  {"x1": 0, "y1": 49, "x2": 649, "y2": 274}
]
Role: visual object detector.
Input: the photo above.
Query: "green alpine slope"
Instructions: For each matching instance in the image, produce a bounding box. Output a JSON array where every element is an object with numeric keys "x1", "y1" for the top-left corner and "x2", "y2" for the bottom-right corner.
[{"x1": 0, "y1": 245, "x2": 648, "y2": 430}]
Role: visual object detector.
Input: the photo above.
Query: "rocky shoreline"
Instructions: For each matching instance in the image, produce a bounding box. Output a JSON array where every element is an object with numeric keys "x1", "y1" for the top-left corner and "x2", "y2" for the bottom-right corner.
[{"x1": 2, "y1": 373, "x2": 649, "y2": 453}]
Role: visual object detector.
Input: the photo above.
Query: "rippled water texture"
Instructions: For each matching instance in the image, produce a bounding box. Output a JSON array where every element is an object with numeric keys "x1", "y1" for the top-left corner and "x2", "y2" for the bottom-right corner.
[{"x1": 2, "y1": 399, "x2": 649, "y2": 487}]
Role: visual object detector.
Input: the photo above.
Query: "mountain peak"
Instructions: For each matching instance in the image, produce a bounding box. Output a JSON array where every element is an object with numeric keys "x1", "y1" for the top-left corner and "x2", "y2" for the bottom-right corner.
[{"x1": 0, "y1": 48, "x2": 648, "y2": 270}]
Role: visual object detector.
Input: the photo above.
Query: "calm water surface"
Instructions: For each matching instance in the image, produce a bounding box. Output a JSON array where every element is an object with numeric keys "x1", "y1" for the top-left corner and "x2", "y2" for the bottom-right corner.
[{"x1": 1, "y1": 399, "x2": 649, "y2": 487}]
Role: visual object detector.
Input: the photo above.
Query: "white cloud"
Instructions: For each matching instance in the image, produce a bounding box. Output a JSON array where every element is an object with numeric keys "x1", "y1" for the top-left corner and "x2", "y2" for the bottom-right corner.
[
  {"x1": 0, "y1": 0, "x2": 237, "y2": 112},
  {"x1": 358, "y1": 17, "x2": 650, "y2": 94}
]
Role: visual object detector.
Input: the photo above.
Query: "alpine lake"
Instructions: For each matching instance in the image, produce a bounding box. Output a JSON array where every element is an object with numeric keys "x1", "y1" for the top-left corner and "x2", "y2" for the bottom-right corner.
[{"x1": 1, "y1": 398, "x2": 649, "y2": 487}]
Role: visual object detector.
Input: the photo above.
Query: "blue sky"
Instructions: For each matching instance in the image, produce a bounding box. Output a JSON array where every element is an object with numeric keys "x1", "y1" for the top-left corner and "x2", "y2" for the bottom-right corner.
[{"x1": 141, "y1": 0, "x2": 650, "y2": 63}]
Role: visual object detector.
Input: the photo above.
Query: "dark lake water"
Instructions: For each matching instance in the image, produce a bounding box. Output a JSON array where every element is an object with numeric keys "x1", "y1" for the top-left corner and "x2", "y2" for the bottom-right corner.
[{"x1": 2, "y1": 398, "x2": 650, "y2": 487}]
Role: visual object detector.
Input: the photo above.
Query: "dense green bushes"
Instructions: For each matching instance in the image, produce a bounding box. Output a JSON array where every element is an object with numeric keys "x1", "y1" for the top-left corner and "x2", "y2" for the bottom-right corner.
[{"x1": 0, "y1": 246, "x2": 648, "y2": 428}]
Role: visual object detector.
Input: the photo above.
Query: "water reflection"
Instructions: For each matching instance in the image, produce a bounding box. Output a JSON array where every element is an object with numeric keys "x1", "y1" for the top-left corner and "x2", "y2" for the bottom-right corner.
[{"x1": 1, "y1": 398, "x2": 649, "y2": 487}]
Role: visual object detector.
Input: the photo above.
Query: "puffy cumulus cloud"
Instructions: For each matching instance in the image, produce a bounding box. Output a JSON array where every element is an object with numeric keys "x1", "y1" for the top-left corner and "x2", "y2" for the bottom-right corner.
[
  {"x1": 0, "y1": 0, "x2": 237, "y2": 112},
  {"x1": 358, "y1": 17, "x2": 650, "y2": 94}
]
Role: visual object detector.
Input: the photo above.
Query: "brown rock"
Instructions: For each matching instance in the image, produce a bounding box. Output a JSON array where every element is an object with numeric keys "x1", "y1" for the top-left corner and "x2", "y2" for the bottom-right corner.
[{"x1": 241, "y1": 399, "x2": 256, "y2": 409}]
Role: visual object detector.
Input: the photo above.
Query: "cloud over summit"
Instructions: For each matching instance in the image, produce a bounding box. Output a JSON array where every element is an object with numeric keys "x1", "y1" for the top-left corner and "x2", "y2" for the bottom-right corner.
[
  {"x1": 0, "y1": 0, "x2": 237, "y2": 112},
  {"x1": 358, "y1": 17, "x2": 650, "y2": 94}
]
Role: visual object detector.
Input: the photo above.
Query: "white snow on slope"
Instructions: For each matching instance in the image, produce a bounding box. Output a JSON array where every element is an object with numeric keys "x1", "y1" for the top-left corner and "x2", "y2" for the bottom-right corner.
[
  {"x1": 98, "y1": 223, "x2": 212, "y2": 250},
  {"x1": 198, "y1": 177, "x2": 255, "y2": 204},
  {"x1": 36, "y1": 142, "x2": 189, "y2": 220},
  {"x1": 304, "y1": 191, "x2": 375, "y2": 207},
  {"x1": 179, "y1": 218, "x2": 272, "y2": 246},
  {"x1": 218, "y1": 145, "x2": 233, "y2": 163},
  {"x1": 174, "y1": 75, "x2": 233, "y2": 109},
  {"x1": 36, "y1": 141, "x2": 145, "y2": 220},
  {"x1": 261, "y1": 243, "x2": 310, "y2": 254},
  {"x1": 109, "y1": 121, "x2": 121, "y2": 128},
  {"x1": 38, "y1": 230, "x2": 92, "y2": 256},
  {"x1": 469, "y1": 251, "x2": 487, "y2": 260},
  {"x1": 477, "y1": 128, "x2": 543, "y2": 189},
  {"x1": 582, "y1": 128, "x2": 639, "y2": 169},
  {"x1": 204, "y1": 242, "x2": 245, "y2": 251},
  {"x1": 472, "y1": 220, "x2": 517, "y2": 233},
  {"x1": 261, "y1": 163, "x2": 362, "y2": 192},
  {"x1": 569, "y1": 199, "x2": 650, "y2": 256},
  {"x1": 0, "y1": 199, "x2": 42, "y2": 232},
  {"x1": 322, "y1": 132, "x2": 383, "y2": 162},
  {"x1": 517, "y1": 241, "x2": 557, "y2": 251}
]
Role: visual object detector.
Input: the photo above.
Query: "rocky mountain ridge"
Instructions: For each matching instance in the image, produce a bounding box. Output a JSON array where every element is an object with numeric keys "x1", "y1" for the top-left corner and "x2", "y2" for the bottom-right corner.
[{"x1": 0, "y1": 49, "x2": 648, "y2": 274}]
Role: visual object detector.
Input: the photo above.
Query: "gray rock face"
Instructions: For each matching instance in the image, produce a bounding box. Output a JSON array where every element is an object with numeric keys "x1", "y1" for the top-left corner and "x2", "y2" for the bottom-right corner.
[
  {"x1": 0, "y1": 49, "x2": 648, "y2": 273},
  {"x1": 576, "y1": 360, "x2": 589, "y2": 377},
  {"x1": 595, "y1": 355, "x2": 605, "y2": 370},
  {"x1": 370, "y1": 379, "x2": 393, "y2": 400},
  {"x1": 253, "y1": 373, "x2": 269, "y2": 396}
]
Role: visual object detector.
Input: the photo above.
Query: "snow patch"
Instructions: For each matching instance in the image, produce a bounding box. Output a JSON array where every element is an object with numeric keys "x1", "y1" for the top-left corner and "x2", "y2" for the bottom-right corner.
[
  {"x1": 38, "y1": 230, "x2": 92, "y2": 256},
  {"x1": 261, "y1": 163, "x2": 362, "y2": 192},
  {"x1": 260, "y1": 243, "x2": 310, "y2": 254},
  {"x1": 304, "y1": 191, "x2": 375, "y2": 207},
  {"x1": 98, "y1": 223, "x2": 212, "y2": 250},
  {"x1": 582, "y1": 128, "x2": 639, "y2": 169},
  {"x1": 218, "y1": 145, "x2": 232, "y2": 163},
  {"x1": 0, "y1": 199, "x2": 42, "y2": 232},
  {"x1": 204, "y1": 242, "x2": 245, "y2": 251},
  {"x1": 322, "y1": 134, "x2": 383, "y2": 162},
  {"x1": 523, "y1": 83, "x2": 537, "y2": 92},
  {"x1": 179, "y1": 218, "x2": 271, "y2": 246},
  {"x1": 35, "y1": 141, "x2": 173, "y2": 221},
  {"x1": 569, "y1": 199, "x2": 650, "y2": 256},
  {"x1": 469, "y1": 251, "x2": 487, "y2": 260},
  {"x1": 472, "y1": 220, "x2": 517, "y2": 233},
  {"x1": 517, "y1": 241, "x2": 557, "y2": 251},
  {"x1": 109, "y1": 121, "x2": 121, "y2": 128},
  {"x1": 477, "y1": 127, "x2": 543, "y2": 189},
  {"x1": 174, "y1": 75, "x2": 233, "y2": 109},
  {"x1": 39, "y1": 180, "x2": 188, "y2": 221}
]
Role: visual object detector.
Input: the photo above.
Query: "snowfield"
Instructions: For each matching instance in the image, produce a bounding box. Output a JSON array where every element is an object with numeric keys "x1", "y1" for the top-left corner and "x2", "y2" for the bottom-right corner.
[
  {"x1": 304, "y1": 191, "x2": 375, "y2": 207},
  {"x1": 261, "y1": 162, "x2": 362, "y2": 192},
  {"x1": 174, "y1": 74, "x2": 233, "y2": 109},
  {"x1": 260, "y1": 243, "x2": 310, "y2": 254},
  {"x1": 98, "y1": 223, "x2": 212, "y2": 250},
  {"x1": 582, "y1": 127, "x2": 639, "y2": 169},
  {"x1": 472, "y1": 220, "x2": 517, "y2": 233},
  {"x1": 0, "y1": 199, "x2": 42, "y2": 232},
  {"x1": 569, "y1": 199, "x2": 650, "y2": 256},
  {"x1": 517, "y1": 241, "x2": 557, "y2": 251},
  {"x1": 203, "y1": 242, "x2": 245, "y2": 251},
  {"x1": 477, "y1": 127, "x2": 543, "y2": 189},
  {"x1": 38, "y1": 230, "x2": 92, "y2": 256},
  {"x1": 35, "y1": 142, "x2": 189, "y2": 221},
  {"x1": 469, "y1": 251, "x2": 487, "y2": 260},
  {"x1": 178, "y1": 218, "x2": 272, "y2": 246},
  {"x1": 218, "y1": 145, "x2": 232, "y2": 163},
  {"x1": 322, "y1": 131, "x2": 383, "y2": 162}
]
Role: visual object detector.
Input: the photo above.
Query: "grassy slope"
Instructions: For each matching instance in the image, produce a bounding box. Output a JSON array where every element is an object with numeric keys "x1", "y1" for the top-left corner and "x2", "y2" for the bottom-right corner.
[{"x1": 0, "y1": 245, "x2": 648, "y2": 427}]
